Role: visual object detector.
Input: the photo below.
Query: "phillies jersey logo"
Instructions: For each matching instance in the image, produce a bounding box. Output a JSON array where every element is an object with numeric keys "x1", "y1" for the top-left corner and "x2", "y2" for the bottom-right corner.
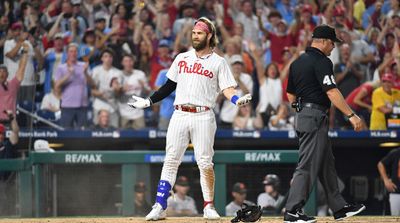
[{"x1": 178, "y1": 61, "x2": 214, "y2": 78}]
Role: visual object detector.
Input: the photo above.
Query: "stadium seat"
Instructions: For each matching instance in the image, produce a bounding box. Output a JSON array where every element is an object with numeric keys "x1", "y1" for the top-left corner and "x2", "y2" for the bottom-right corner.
[
  {"x1": 37, "y1": 110, "x2": 57, "y2": 121},
  {"x1": 18, "y1": 100, "x2": 36, "y2": 112}
]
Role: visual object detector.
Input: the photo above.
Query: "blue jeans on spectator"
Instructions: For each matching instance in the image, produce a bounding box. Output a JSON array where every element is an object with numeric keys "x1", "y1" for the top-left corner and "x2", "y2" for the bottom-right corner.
[{"x1": 60, "y1": 107, "x2": 88, "y2": 129}]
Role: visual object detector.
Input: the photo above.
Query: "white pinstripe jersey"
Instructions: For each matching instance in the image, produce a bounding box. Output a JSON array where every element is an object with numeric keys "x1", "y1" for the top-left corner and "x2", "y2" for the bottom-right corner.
[{"x1": 166, "y1": 49, "x2": 237, "y2": 108}]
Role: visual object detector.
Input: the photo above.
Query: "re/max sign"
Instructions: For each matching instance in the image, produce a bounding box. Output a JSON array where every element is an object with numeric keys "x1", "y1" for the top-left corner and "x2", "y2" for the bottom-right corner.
[
  {"x1": 244, "y1": 152, "x2": 281, "y2": 162},
  {"x1": 65, "y1": 154, "x2": 103, "y2": 163}
]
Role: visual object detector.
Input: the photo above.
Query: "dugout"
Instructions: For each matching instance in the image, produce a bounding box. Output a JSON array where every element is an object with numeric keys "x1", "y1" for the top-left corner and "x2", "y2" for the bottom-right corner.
[{"x1": 0, "y1": 129, "x2": 398, "y2": 217}]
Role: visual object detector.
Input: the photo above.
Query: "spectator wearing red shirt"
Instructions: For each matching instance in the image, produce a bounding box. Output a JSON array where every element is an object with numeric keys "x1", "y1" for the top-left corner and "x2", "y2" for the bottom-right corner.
[
  {"x1": 0, "y1": 43, "x2": 29, "y2": 122},
  {"x1": 257, "y1": 15, "x2": 295, "y2": 64},
  {"x1": 378, "y1": 32, "x2": 397, "y2": 61},
  {"x1": 149, "y1": 39, "x2": 172, "y2": 88},
  {"x1": 377, "y1": 58, "x2": 400, "y2": 90},
  {"x1": 345, "y1": 81, "x2": 380, "y2": 127},
  {"x1": 332, "y1": 6, "x2": 353, "y2": 30},
  {"x1": 289, "y1": 4, "x2": 317, "y2": 46}
]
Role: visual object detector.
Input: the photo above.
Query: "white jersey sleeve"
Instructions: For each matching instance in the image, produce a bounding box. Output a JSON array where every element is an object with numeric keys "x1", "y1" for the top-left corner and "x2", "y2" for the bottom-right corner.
[
  {"x1": 91, "y1": 65, "x2": 101, "y2": 87},
  {"x1": 217, "y1": 58, "x2": 237, "y2": 92},
  {"x1": 166, "y1": 54, "x2": 181, "y2": 82}
]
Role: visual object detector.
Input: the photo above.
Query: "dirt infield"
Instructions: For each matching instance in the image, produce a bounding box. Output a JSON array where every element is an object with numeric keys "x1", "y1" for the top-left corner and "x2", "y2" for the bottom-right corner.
[{"x1": 0, "y1": 216, "x2": 399, "y2": 223}]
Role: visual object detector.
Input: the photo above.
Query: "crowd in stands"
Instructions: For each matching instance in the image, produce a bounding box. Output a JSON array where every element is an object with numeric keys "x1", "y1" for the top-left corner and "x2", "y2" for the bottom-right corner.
[{"x1": 0, "y1": 0, "x2": 399, "y2": 130}]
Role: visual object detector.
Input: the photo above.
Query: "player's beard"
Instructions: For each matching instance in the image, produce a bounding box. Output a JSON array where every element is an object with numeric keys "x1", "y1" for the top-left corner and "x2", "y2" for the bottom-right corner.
[{"x1": 192, "y1": 37, "x2": 208, "y2": 51}]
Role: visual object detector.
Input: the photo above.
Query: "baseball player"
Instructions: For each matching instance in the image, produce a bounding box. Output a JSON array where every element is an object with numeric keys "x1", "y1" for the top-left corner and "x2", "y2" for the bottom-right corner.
[{"x1": 128, "y1": 17, "x2": 252, "y2": 221}]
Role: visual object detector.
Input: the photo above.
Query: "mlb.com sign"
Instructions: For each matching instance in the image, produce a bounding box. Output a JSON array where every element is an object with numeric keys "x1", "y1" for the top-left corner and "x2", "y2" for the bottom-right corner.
[
  {"x1": 65, "y1": 154, "x2": 103, "y2": 163},
  {"x1": 244, "y1": 152, "x2": 281, "y2": 162}
]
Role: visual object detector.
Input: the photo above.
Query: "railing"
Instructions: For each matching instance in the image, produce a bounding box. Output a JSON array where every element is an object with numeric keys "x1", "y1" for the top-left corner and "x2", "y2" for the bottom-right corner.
[{"x1": 11, "y1": 128, "x2": 400, "y2": 139}]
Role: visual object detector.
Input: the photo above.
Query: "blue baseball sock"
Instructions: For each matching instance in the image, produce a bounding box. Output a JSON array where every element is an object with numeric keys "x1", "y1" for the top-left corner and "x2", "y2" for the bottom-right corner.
[{"x1": 155, "y1": 180, "x2": 171, "y2": 209}]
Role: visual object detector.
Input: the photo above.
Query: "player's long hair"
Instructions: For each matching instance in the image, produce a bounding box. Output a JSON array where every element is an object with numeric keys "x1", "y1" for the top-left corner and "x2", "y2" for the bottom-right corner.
[{"x1": 195, "y1": 17, "x2": 218, "y2": 49}]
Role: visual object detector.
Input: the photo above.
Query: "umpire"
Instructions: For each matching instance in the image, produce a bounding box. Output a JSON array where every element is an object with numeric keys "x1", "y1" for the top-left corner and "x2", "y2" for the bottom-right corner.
[{"x1": 283, "y1": 25, "x2": 365, "y2": 223}]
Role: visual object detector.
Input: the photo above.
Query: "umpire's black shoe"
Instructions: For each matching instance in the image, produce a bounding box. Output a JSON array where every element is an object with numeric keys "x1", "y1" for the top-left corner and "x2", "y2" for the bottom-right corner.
[
  {"x1": 283, "y1": 209, "x2": 316, "y2": 223},
  {"x1": 333, "y1": 203, "x2": 365, "y2": 221}
]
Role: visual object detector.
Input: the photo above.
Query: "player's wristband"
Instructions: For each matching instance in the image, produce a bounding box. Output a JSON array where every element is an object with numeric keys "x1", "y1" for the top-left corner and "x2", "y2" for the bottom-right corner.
[
  {"x1": 147, "y1": 98, "x2": 153, "y2": 105},
  {"x1": 347, "y1": 113, "x2": 355, "y2": 119},
  {"x1": 231, "y1": 95, "x2": 239, "y2": 105}
]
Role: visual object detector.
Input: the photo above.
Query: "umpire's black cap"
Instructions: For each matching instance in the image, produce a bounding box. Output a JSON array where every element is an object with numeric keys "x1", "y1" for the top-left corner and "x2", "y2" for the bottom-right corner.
[{"x1": 312, "y1": 25, "x2": 342, "y2": 43}]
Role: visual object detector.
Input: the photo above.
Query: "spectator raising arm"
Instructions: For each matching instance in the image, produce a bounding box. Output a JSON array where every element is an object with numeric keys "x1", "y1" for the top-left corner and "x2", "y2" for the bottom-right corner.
[
  {"x1": 256, "y1": 11, "x2": 269, "y2": 39},
  {"x1": 15, "y1": 43, "x2": 30, "y2": 82},
  {"x1": 353, "y1": 87, "x2": 372, "y2": 112},
  {"x1": 95, "y1": 26, "x2": 119, "y2": 50},
  {"x1": 28, "y1": 34, "x2": 44, "y2": 72},
  {"x1": 9, "y1": 114, "x2": 19, "y2": 145},
  {"x1": 48, "y1": 13, "x2": 65, "y2": 40},
  {"x1": 133, "y1": 21, "x2": 144, "y2": 45},
  {"x1": 5, "y1": 32, "x2": 28, "y2": 60}
]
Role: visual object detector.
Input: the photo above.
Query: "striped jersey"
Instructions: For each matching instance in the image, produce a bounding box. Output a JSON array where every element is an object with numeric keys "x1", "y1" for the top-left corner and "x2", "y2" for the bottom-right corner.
[{"x1": 166, "y1": 49, "x2": 237, "y2": 108}]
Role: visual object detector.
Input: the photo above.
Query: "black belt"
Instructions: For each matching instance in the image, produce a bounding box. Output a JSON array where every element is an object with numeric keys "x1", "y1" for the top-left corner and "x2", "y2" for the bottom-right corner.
[{"x1": 303, "y1": 103, "x2": 329, "y2": 113}]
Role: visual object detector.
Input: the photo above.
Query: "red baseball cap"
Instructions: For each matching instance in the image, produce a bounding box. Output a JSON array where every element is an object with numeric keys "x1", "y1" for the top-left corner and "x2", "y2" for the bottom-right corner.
[
  {"x1": 302, "y1": 4, "x2": 313, "y2": 13},
  {"x1": 0, "y1": 124, "x2": 5, "y2": 134},
  {"x1": 333, "y1": 8, "x2": 345, "y2": 17},
  {"x1": 10, "y1": 22, "x2": 23, "y2": 30},
  {"x1": 381, "y1": 73, "x2": 394, "y2": 82}
]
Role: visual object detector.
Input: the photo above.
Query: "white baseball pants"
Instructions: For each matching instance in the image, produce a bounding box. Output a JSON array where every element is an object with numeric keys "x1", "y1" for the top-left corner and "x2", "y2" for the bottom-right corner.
[{"x1": 160, "y1": 109, "x2": 217, "y2": 202}]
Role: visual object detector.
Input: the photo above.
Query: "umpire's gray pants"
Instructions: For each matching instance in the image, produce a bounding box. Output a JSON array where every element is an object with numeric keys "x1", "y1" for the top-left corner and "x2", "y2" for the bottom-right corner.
[{"x1": 285, "y1": 107, "x2": 346, "y2": 213}]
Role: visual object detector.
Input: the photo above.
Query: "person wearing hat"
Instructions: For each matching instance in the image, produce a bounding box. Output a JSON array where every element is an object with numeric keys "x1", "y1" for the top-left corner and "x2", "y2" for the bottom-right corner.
[
  {"x1": 370, "y1": 73, "x2": 400, "y2": 130},
  {"x1": 59, "y1": 0, "x2": 87, "y2": 37},
  {"x1": 289, "y1": 4, "x2": 317, "y2": 46},
  {"x1": 225, "y1": 182, "x2": 255, "y2": 217},
  {"x1": 1, "y1": 39, "x2": 30, "y2": 122},
  {"x1": 78, "y1": 29, "x2": 99, "y2": 66},
  {"x1": 219, "y1": 54, "x2": 254, "y2": 128},
  {"x1": 149, "y1": 39, "x2": 173, "y2": 88},
  {"x1": 4, "y1": 22, "x2": 39, "y2": 104},
  {"x1": 257, "y1": 11, "x2": 295, "y2": 64},
  {"x1": 94, "y1": 12, "x2": 109, "y2": 34},
  {"x1": 284, "y1": 25, "x2": 365, "y2": 223},
  {"x1": 133, "y1": 181, "x2": 152, "y2": 216},
  {"x1": 257, "y1": 174, "x2": 285, "y2": 215},
  {"x1": 71, "y1": 0, "x2": 88, "y2": 29},
  {"x1": 166, "y1": 176, "x2": 198, "y2": 217},
  {"x1": 43, "y1": 32, "x2": 67, "y2": 94}
]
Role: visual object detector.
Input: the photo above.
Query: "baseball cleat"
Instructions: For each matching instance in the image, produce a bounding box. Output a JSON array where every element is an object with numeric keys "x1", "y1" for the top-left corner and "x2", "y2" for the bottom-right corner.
[
  {"x1": 145, "y1": 203, "x2": 166, "y2": 221},
  {"x1": 283, "y1": 209, "x2": 316, "y2": 223},
  {"x1": 203, "y1": 204, "x2": 220, "y2": 220},
  {"x1": 333, "y1": 203, "x2": 365, "y2": 221}
]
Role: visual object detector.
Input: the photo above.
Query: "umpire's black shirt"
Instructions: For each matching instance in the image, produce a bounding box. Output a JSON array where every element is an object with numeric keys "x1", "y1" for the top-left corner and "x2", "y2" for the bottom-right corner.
[{"x1": 286, "y1": 47, "x2": 337, "y2": 108}]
